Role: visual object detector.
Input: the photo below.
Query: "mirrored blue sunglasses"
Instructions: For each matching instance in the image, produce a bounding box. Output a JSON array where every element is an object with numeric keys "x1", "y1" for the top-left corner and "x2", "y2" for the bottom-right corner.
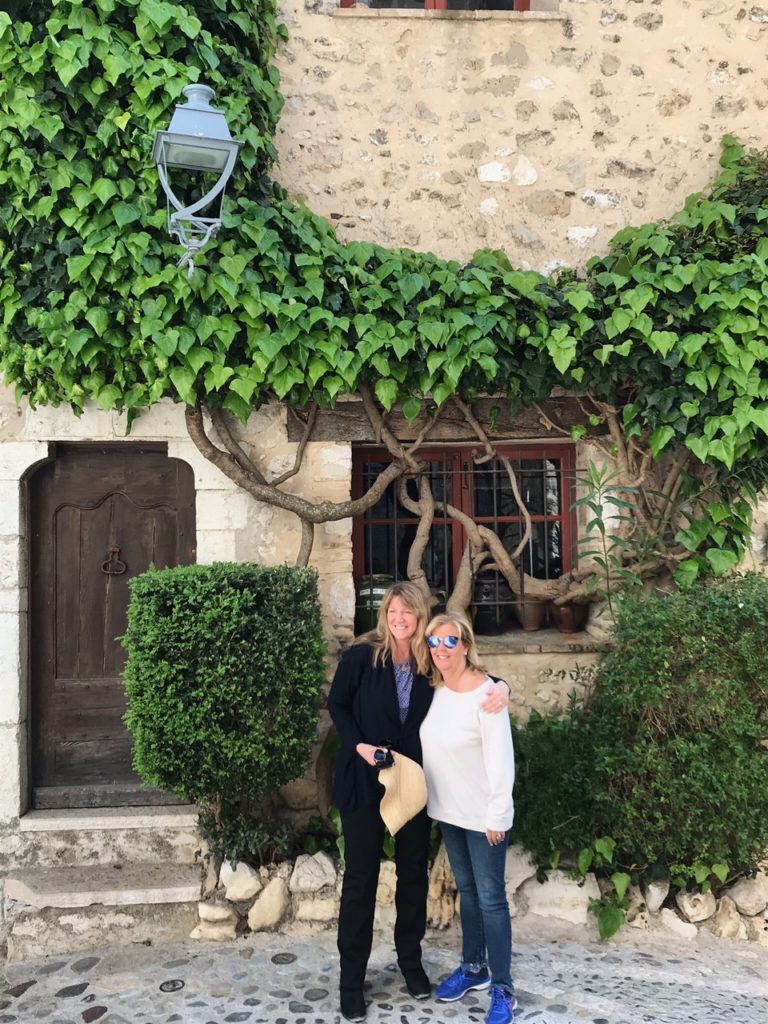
[{"x1": 426, "y1": 634, "x2": 460, "y2": 650}]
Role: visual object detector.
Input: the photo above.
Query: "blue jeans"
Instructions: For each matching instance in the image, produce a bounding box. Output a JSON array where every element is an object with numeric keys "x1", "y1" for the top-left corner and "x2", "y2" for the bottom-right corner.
[{"x1": 440, "y1": 821, "x2": 513, "y2": 992}]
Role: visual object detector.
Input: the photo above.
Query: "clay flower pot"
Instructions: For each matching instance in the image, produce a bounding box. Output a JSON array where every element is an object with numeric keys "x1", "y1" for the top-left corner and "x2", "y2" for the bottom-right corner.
[
  {"x1": 514, "y1": 597, "x2": 548, "y2": 632},
  {"x1": 548, "y1": 600, "x2": 588, "y2": 633}
]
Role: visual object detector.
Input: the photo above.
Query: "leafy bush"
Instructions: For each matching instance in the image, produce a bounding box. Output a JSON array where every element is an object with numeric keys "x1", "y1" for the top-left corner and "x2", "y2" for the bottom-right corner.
[
  {"x1": 514, "y1": 573, "x2": 768, "y2": 888},
  {"x1": 123, "y1": 562, "x2": 325, "y2": 860}
]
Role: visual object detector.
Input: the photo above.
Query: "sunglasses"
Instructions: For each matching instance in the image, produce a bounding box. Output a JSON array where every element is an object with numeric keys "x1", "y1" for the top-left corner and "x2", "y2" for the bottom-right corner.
[{"x1": 426, "y1": 634, "x2": 460, "y2": 650}]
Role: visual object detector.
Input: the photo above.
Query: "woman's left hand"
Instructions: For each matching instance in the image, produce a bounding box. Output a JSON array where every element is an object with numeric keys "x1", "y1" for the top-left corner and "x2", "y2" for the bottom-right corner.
[
  {"x1": 480, "y1": 678, "x2": 510, "y2": 715},
  {"x1": 486, "y1": 829, "x2": 506, "y2": 846}
]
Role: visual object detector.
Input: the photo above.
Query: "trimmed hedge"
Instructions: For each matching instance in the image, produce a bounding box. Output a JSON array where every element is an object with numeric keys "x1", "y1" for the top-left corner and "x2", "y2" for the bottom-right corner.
[
  {"x1": 513, "y1": 573, "x2": 768, "y2": 877},
  {"x1": 123, "y1": 563, "x2": 325, "y2": 828}
]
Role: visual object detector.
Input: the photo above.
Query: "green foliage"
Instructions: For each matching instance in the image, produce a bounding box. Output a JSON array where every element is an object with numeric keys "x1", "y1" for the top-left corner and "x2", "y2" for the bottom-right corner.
[
  {"x1": 122, "y1": 561, "x2": 325, "y2": 853},
  {"x1": 198, "y1": 811, "x2": 297, "y2": 868},
  {"x1": 572, "y1": 463, "x2": 645, "y2": 616},
  {"x1": 513, "y1": 574, "x2": 768, "y2": 933},
  {"x1": 2, "y1": 5, "x2": 768, "y2": 576}
]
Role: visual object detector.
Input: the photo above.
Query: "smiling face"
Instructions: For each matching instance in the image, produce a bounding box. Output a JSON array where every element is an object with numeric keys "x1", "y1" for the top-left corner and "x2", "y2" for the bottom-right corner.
[
  {"x1": 427, "y1": 621, "x2": 468, "y2": 675},
  {"x1": 385, "y1": 595, "x2": 419, "y2": 646}
]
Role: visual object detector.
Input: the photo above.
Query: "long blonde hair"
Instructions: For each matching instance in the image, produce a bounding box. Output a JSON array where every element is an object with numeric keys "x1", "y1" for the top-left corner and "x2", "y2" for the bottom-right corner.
[
  {"x1": 425, "y1": 612, "x2": 487, "y2": 687},
  {"x1": 354, "y1": 581, "x2": 431, "y2": 676}
]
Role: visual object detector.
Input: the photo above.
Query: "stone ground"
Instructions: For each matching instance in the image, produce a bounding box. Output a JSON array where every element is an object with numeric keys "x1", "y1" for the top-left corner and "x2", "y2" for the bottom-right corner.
[{"x1": 1, "y1": 919, "x2": 766, "y2": 1024}]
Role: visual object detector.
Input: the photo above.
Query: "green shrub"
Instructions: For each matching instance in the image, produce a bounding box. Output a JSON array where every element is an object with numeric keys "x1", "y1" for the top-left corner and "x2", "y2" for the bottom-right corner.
[
  {"x1": 123, "y1": 562, "x2": 325, "y2": 861},
  {"x1": 514, "y1": 573, "x2": 768, "y2": 881}
]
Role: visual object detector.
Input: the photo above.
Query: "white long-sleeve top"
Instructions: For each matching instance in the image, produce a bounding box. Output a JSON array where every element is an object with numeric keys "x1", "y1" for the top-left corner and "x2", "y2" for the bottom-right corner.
[{"x1": 420, "y1": 676, "x2": 515, "y2": 833}]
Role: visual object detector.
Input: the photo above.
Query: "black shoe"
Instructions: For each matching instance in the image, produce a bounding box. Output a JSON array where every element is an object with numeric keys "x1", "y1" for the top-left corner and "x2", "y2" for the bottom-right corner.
[
  {"x1": 403, "y1": 965, "x2": 432, "y2": 1000},
  {"x1": 340, "y1": 989, "x2": 367, "y2": 1022}
]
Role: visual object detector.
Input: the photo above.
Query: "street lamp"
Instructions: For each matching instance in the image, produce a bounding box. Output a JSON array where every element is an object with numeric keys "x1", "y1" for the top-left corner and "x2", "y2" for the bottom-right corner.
[{"x1": 152, "y1": 83, "x2": 243, "y2": 277}]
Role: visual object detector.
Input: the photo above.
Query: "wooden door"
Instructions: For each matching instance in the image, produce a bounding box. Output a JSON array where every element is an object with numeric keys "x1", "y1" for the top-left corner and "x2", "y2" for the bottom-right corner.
[{"x1": 29, "y1": 444, "x2": 196, "y2": 809}]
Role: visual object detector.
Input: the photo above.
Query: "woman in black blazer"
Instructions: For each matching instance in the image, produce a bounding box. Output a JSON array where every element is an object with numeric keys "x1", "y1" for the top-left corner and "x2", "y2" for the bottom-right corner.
[{"x1": 328, "y1": 581, "x2": 510, "y2": 1023}]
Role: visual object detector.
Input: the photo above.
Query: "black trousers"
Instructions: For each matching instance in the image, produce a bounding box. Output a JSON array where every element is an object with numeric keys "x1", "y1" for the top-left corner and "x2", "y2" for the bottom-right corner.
[{"x1": 338, "y1": 805, "x2": 431, "y2": 994}]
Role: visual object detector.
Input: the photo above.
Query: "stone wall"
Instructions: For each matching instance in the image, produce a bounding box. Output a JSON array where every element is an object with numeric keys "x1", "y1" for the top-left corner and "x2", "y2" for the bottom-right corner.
[{"x1": 274, "y1": 0, "x2": 768, "y2": 270}]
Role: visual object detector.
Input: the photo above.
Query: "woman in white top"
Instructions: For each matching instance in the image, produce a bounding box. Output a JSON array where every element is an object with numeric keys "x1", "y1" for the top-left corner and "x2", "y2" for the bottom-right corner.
[{"x1": 420, "y1": 612, "x2": 517, "y2": 1024}]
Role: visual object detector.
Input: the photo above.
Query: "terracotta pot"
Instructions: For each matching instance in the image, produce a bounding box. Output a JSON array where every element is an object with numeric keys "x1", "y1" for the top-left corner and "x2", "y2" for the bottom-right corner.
[
  {"x1": 548, "y1": 601, "x2": 588, "y2": 633},
  {"x1": 514, "y1": 598, "x2": 548, "y2": 632}
]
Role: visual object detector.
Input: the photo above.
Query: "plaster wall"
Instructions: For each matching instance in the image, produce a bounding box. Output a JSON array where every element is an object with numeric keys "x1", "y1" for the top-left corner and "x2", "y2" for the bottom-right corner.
[{"x1": 274, "y1": 0, "x2": 768, "y2": 270}]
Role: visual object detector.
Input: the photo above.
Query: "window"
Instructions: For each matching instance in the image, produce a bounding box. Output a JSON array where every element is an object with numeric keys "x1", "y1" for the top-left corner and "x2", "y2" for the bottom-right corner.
[{"x1": 352, "y1": 444, "x2": 576, "y2": 631}]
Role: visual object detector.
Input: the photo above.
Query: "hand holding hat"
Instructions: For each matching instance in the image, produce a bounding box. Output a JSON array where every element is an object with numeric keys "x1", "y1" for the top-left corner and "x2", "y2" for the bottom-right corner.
[{"x1": 377, "y1": 751, "x2": 428, "y2": 835}]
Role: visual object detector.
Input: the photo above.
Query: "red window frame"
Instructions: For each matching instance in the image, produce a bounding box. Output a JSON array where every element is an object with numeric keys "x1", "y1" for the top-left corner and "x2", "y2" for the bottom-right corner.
[{"x1": 351, "y1": 443, "x2": 576, "y2": 589}]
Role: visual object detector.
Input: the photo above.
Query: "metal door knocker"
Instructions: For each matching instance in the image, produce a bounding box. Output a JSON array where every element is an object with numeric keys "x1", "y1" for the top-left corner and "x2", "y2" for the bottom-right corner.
[{"x1": 101, "y1": 546, "x2": 127, "y2": 575}]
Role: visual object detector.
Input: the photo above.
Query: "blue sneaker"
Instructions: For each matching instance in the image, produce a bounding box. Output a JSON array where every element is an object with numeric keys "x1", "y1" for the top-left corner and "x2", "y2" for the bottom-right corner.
[
  {"x1": 485, "y1": 984, "x2": 518, "y2": 1024},
  {"x1": 435, "y1": 965, "x2": 491, "y2": 1002}
]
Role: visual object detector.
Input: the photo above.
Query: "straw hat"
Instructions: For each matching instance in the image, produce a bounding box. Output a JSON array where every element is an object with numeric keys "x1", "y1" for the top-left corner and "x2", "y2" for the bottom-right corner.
[{"x1": 378, "y1": 752, "x2": 428, "y2": 835}]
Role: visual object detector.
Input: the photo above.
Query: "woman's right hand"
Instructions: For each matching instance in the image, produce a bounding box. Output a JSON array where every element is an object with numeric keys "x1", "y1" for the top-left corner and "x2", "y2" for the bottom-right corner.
[{"x1": 356, "y1": 742, "x2": 384, "y2": 766}]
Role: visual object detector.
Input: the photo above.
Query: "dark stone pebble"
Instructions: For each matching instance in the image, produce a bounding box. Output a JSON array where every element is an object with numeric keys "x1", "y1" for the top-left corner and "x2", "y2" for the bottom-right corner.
[
  {"x1": 163, "y1": 959, "x2": 190, "y2": 969},
  {"x1": 159, "y1": 979, "x2": 185, "y2": 993},
  {"x1": 0, "y1": 1016, "x2": 16, "y2": 1023},
  {"x1": 377, "y1": 1004, "x2": 393, "y2": 1011},
  {"x1": 303, "y1": 989, "x2": 328, "y2": 1001},
  {"x1": 55, "y1": 982, "x2": 89, "y2": 998},
  {"x1": 244, "y1": 998, "x2": 261, "y2": 1006},
  {"x1": 81, "y1": 1008, "x2": 107, "y2": 1023},
  {"x1": 4, "y1": 981, "x2": 35, "y2": 999},
  {"x1": 547, "y1": 1006, "x2": 568, "y2": 1013},
  {"x1": 269, "y1": 991, "x2": 292, "y2": 998},
  {"x1": 0, "y1": 1002, "x2": 9, "y2": 1011},
  {"x1": 224, "y1": 1015, "x2": 252, "y2": 1022},
  {"x1": 72, "y1": 957, "x2": 100, "y2": 973},
  {"x1": 271, "y1": 953, "x2": 297, "y2": 965},
  {"x1": 38, "y1": 962, "x2": 68, "y2": 976},
  {"x1": 288, "y1": 1003, "x2": 312, "y2": 1014},
  {"x1": 168, "y1": 1017, "x2": 183, "y2": 1022}
]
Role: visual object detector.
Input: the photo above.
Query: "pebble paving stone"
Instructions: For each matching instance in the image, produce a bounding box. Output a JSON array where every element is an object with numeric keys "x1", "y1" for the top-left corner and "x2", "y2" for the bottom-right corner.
[{"x1": 0, "y1": 923, "x2": 766, "y2": 1024}]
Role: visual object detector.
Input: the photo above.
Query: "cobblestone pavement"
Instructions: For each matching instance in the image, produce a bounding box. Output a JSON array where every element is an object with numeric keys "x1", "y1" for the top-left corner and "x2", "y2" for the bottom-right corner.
[{"x1": 1, "y1": 921, "x2": 766, "y2": 1024}]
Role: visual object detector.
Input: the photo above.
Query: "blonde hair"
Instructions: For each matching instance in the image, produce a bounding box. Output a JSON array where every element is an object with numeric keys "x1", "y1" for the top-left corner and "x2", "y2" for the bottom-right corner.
[
  {"x1": 425, "y1": 612, "x2": 487, "y2": 686},
  {"x1": 353, "y1": 581, "x2": 431, "y2": 676}
]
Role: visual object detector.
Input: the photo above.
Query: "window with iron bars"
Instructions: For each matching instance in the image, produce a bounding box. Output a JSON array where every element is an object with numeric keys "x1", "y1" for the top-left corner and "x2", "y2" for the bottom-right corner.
[{"x1": 352, "y1": 443, "x2": 576, "y2": 633}]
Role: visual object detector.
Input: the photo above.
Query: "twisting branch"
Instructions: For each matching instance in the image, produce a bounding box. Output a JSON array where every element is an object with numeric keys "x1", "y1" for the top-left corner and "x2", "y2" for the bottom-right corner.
[
  {"x1": 210, "y1": 408, "x2": 268, "y2": 485},
  {"x1": 272, "y1": 404, "x2": 319, "y2": 486},
  {"x1": 397, "y1": 475, "x2": 435, "y2": 601},
  {"x1": 187, "y1": 400, "x2": 406, "y2": 522}
]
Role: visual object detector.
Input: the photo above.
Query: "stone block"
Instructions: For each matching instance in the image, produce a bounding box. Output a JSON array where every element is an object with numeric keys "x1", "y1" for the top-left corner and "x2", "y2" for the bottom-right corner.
[
  {"x1": 518, "y1": 870, "x2": 600, "y2": 924},
  {"x1": 0, "y1": 724, "x2": 24, "y2": 823},
  {"x1": 0, "y1": 442, "x2": 49, "y2": 482},
  {"x1": 0, "y1": 536, "x2": 23, "y2": 589},
  {"x1": 711, "y1": 895, "x2": 746, "y2": 939},
  {"x1": 248, "y1": 876, "x2": 290, "y2": 932},
  {"x1": 117, "y1": 400, "x2": 189, "y2": 439},
  {"x1": 294, "y1": 896, "x2": 337, "y2": 922},
  {"x1": 220, "y1": 861, "x2": 263, "y2": 902},
  {"x1": 196, "y1": 489, "x2": 254, "y2": 531},
  {"x1": 21, "y1": 404, "x2": 117, "y2": 441},
  {"x1": 0, "y1": 612, "x2": 22, "y2": 722},
  {"x1": 190, "y1": 918, "x2": 237, "y2": 941},
  {"x1": 0, "y1": 485, "x2": 20, "y2": 535},
  {"x1": 198, "y1": 900, "x2": 238, "y2": 924},
  {"x1": 727, "y1": 874, "x2": 768, "y2": 917},
  {"x1": 289, "y1": 852, "x2": 337, "y2": 893},
  {"x1": 166, "y1": 441, "x2": 239, "y2": 491},
  {"x1": 675, "y1": 890, "x2": 716, "y2": 923},
  {"x1": 196, "y1": 530, "x2": 238, "y2": 564},
  {"x1": 505, "y1": 844, "x2": 537, "y2": 896},
  {"x1": 659, "y1": 907, "x2": 698, "y2": 940},
  {"x1": 7, "y1": 902, "x2": 197, "y2": 959}
]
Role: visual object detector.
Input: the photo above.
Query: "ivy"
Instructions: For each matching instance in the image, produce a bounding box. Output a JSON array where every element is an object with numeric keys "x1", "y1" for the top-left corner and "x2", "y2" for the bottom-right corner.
[{"x1": 1, "y1": 4, "x2": 768, "y2": 577}]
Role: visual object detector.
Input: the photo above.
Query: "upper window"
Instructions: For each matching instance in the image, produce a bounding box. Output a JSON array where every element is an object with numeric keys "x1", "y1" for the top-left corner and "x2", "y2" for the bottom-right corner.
[{"x1": 352, "y1": 444, "x2": 575, "y2": 632}]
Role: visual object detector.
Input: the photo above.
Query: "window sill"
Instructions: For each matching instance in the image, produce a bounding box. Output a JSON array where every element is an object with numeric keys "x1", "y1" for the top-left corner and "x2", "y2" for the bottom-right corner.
[
  {"x1": 332, "y1": 8, "x2": 565, "y2": 21},
  {"x1": 477, "y1": 627, "x2": 610, "y2": 656}
]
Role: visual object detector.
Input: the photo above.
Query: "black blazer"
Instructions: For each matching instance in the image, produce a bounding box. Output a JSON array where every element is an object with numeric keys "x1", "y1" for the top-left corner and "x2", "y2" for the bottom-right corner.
[{"x1": 327, "y1": 643, "x2": 434, "y2": 813}]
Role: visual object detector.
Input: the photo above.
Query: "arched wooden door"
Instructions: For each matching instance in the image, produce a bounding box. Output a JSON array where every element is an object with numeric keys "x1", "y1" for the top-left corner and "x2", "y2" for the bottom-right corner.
[{"x1": 29, "y1": 444, "x2": 196, "y2": 809}]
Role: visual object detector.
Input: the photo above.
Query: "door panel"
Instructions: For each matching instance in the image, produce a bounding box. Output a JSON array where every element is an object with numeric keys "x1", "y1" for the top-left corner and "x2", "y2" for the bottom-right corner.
[{"x1": 30, "y1": 444, "x2": 196, "y2": 808}]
